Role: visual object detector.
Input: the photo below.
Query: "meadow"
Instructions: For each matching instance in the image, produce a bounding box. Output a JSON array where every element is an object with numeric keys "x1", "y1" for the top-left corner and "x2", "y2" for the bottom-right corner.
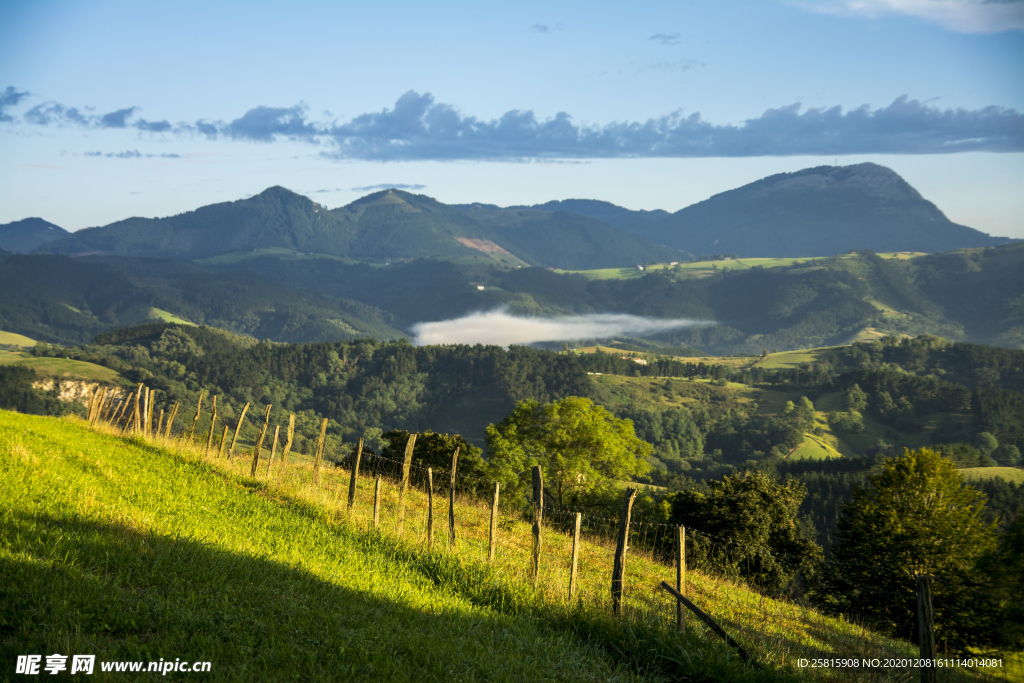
[{"x1": 3, "y1": 410, "x2": 1007, "y2": 682}]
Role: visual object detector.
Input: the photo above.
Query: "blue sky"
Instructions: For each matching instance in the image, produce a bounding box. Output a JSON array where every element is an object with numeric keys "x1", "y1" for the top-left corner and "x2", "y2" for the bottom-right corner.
[{"x1": 2, "y1": 0, "x2": 1022, "y2": 238}]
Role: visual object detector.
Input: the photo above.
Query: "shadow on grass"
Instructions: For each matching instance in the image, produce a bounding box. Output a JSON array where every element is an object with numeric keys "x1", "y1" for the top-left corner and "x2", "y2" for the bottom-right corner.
[{"x1": 0, "y1": 510, "x2": 780, "y2": 683}]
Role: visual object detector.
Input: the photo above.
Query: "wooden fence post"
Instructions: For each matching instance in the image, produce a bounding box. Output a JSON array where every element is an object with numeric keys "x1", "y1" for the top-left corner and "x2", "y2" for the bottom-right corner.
[
  {"x1": 157, "y1": 409, "x2": 165, "y2": 437},
  {"x1": 142, "y1": 387, "x2": 150, "y2": 436},
  {"x1": 103, "y1": 391, "x2": 120, "y2": 423},
  {"x1": 531, "y1": 465, "x2": 544, "y2": 584},
  {"x1": 676, "y1": 525, "x2": 686, "y2": 632},
  {"x1": 917, "y1": 575, "x2": 936, "y2": 683},
  {"x1": 569, "y1": 512, "x2": 582, "y2": 602},
  {"x1": 218, "y1": 424, "x2": 229, "y2": 459},
  {"x1": 205, "y1": 395, "x2": 218, "y2": 456},
  {"x1": 281, "y1": 414, "x2": 295, "y2": 465},
  {"x1": 265, "y1": 425, "x2": 280, "y2": 478},
  {"x1": 660, "y1": 582, "x2": 749, "y2": 661},
  {"x1": 132, "y1": 384, "x2": 143, "y2": 433},
  {"x1": 228, "y1": 402, "x2": 250, "y2": 457},
  {"x1": 373, "y1": 477, "x2": 382, "y2": 530},
  {"x1": 347, "y1": 438, "x2": 363, "y2": 513},
  {"x1": 488, "y1": 482, "x2": 499, "y2": 562},
  {"x1": 426, "y1": 468, "x2": 435, "y2": 549},
  {"x1": 190, "y1": 391, "x2": 204, "y2": 439},
  {"x1": 113, "y1": 396, "x2": 131, "y2": 429},
  {"x1": 164, "y1": 402, "x2": 179, "y2": 438},
  {"x1": 90, "y1": 387, "x2": 106, "y2": 425},
  {"x1": 249, "y1": 404, "x2": 272, "y2": 477},
  {"x1": 146, "y1": 390, "x2": 155, "y2": 438},
  {"x1": 98, "y1": 388, "x2": 108, "y2": 423},
  {"x1": 312, "y1": 418, "x2": 328, "y2": 486},
  {"x1": 447, "y1": 447, "x2": 459, "y2": 550},
  {"x1": 86, "y1": 387, "x2": 99, "y2": 424},
  {"x1": 611, "y1": 487, "x2": 638, "y2": 617},
  {"x1": 396, "y1": 433, "x2": 417, "y2": 535}
]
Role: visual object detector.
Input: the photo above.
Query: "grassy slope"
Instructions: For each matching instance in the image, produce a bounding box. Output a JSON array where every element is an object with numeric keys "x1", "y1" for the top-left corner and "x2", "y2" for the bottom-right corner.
[
  {"x1": 0, "y1": 349, "x2": 123, "y2": 383},
  {"x1": 0, "y1": 412, "x2": 651, "y2": 683},
  {"x1": 0, "y1": 331, "x2": 36, "y2": 347},
  {"x1": 2, "y1": 412, "x2": 968, "y2": 682},
  {"x1": 117, "y1": 305, "x2": 197, "y2": 327},
  {"x1": 958, "y1": 467, "x2": 1024, "y2": 484},
  {"x1": 591, "y1": 373, "x2": 843, "y2": 461},
  {"x1": 562, "y1": 255, "x2": 925, "y2": 282}
]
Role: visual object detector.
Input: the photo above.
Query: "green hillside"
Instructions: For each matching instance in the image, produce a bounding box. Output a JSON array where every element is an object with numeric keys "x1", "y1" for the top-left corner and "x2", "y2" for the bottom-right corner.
[
  {"x1": 0, "y1": 349, "x2": 124, "y2": 383},
  {"x1": 0, "y1": 217, "x2": 69, "y2": 253},
  {"x1": 204, "y1": 244, "x2": 1023, "y2": 352},
  {"x1": 959, "y1": 467, "x2": 1024, "y2": 484},
  {"x1": 621, "y1": 164, "x2": 1015, "y2": 257},
  {"x1": 0, "y1": 330, "x2": 36, "y2": 347},
  {"x1": 0, "y1": 252, "x2": 404, "y2": 345},
  {"x1": 36, "y1": 187, "x2": 685, "y2": 270},
  {"x1": 5, "y1": 411, "x2": 969, "y2": 682}
]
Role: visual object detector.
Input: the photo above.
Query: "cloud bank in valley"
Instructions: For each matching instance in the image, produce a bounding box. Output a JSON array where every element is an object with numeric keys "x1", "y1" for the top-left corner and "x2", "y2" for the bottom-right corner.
[
  {"x1": 4, "y1": 87, "x2": 1021, "y2": 160},
  {"x1": 411, "y1": 310, "x2": 706, "y2": 346}
]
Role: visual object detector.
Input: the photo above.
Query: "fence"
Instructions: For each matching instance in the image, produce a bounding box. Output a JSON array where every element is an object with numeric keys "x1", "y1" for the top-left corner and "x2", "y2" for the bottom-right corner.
[{"x1": 83, "y1": 384, "x2": 1021, "y2": 680}]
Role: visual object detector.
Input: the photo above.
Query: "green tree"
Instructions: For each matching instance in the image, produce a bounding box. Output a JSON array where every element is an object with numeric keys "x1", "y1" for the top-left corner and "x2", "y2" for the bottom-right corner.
[
  {"x1": 381, "y1": 429, "x2": 486, "y2": 484},
  {"x1": 485, "y1": 397, "x2": 651, "y2": 506},
  {"x1": 992, "y1": 444, "x2": 1021, "y2": 466},
  {"x1": 974, "y1": 431, "x2": 999, "y2": 454},
  {"x1": 810, "y1": 448, "x2": 996, "y2": 649},
  {"x1": 666, "y1": 472, "x2": 822, "y2": 593},
  {"x1": 846, "y1": 383, "x2": 868, "y2": 413}
]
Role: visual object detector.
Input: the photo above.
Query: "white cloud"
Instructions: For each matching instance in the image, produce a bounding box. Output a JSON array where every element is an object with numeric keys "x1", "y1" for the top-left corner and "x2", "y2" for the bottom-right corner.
[
  {"x1": 410, "y1": 309, "x2": 707, "y2": 346},
  {"x1": 802, "y1": 0, "x2": 1024, "y2": 33}
]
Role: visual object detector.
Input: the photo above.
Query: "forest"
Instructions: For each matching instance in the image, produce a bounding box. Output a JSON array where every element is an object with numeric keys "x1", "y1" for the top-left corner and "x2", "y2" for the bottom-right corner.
[
  {"x1": 3, "y1": 323, "x2": 1021, "y2": 655},
  {"x1": 4, "y1": 325, "x2": 1020, "y2": 552}
]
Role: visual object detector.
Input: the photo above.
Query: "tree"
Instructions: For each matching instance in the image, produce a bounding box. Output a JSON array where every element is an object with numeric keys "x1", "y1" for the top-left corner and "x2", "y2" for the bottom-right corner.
[
  {"x1": 974, "y1": 431, "x2": 999, "y2": 454},
  {"x1": 381, "y1": 429, "x2": 486, "y2": 485},
  {"x1": 666, "y1": 471, "x2": 822, "y2": 593},
  {"x1": 810, "y1": 448, "x2": 996, "y2": 649},
  {"x1": 992, "y1": 444, "x2": 1021, "y2": 466},
  {"x1": 485, "y1": 397, "x2": 651, "y2": 506},
  {"x1": 846, "y1": 383, "x2": 868, "y2": 413}
]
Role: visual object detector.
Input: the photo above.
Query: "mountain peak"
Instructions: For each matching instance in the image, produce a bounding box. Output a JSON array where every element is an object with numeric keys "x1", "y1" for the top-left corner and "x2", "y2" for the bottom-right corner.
[
  {"x1": 247, "y1": 185, "x2": 314, "y2": 204},
  {"x1": 628, "y1": 163, "x2": 1013, "y2": 257},
  {"x1": 752, "y1": 163, "x2": 922, "y2": 201},
  {"x1": 0, "y1": 217, "x2": 69, "y2": 253}
]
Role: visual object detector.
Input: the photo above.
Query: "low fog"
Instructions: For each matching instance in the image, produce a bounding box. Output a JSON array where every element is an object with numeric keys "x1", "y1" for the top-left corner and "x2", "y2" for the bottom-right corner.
[{"x1": 411, "y1": 309, "x2": 707, "y2": 346}]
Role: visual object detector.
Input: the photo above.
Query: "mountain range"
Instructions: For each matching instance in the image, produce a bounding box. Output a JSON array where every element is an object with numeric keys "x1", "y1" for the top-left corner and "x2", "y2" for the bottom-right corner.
[
  {"x1": 2, "y1": 163, "x2": 1014, "y2": 266},
  {"x1": 1, "y1": 163, "x2": 1020, "y2": 352},
  {"x1": 23, "y1": 187, "x2": 686, "y2": 269},
  {"x1": 515, "y1": 164, "x2": 1012, "y2": 257}
]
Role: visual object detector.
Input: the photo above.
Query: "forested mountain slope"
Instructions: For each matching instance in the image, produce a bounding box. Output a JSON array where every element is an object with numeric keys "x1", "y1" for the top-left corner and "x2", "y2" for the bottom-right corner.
[
  {"x1": 522, "y1": 164, "x2": 1013, "y2": 257},
  {"x1": 0, "y1": 253, "x2": 402, "y2": 344},
  {"x1": 0, "y1": 218, "x2": 69, "y2": 253},
  {"x1": 35, "y1": 187, "x2": 684, "y2": 269},
  {"x1": 209, "y1": 245, "x2": 1023, "y2": 352},
  {"x1": 651, "y1": 164, "x2": 1013, "y2": 257}
]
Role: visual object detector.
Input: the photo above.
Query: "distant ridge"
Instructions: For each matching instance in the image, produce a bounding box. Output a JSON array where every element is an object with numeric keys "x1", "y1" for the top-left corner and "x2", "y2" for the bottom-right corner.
[
  {"x1": 629, "y1": 163, "x2": 1014, "y2": 257},
  {"x1": 0, "y1": 218, "x2": 69, "y2": 254},
  {"x1": 37, "y1": 187, "x2": 683, "y2": 269}
]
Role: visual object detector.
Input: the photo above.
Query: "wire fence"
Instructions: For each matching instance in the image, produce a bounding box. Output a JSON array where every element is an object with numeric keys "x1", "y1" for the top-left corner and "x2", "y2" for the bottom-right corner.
[{"x1": 85, "y1": 385, "x2": 1022, "y2": 678}]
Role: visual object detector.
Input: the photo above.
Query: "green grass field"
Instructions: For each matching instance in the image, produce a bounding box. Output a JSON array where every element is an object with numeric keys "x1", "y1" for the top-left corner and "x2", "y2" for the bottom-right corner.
[
  {"x1": 755, "y1": 349, "x2": 834, "y2": 370},
  {"x1": 0, "y1": 330, "x2": 36, "y2": 347},
  {"x1": 958, "y1": 467, "x2": 1024, "y2": 484},
  {"x1": 118, "y1": 305, "x2": 196, "y2": 326},
  {"x1": 196, "y1": 248, "x2": 387, "y2": 267},
  {"x1": 4, "y1": 411, "x2": 985, "y2": 682},
  {"x1": 0, "y1": 350, "x2": 123, "y2": 383}
]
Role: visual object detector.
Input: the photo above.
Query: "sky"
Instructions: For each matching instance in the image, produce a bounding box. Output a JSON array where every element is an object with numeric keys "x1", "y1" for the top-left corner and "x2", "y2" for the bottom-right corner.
[{"x1": 2, "y1": 0, "x2": 1022, "y2": 237}]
